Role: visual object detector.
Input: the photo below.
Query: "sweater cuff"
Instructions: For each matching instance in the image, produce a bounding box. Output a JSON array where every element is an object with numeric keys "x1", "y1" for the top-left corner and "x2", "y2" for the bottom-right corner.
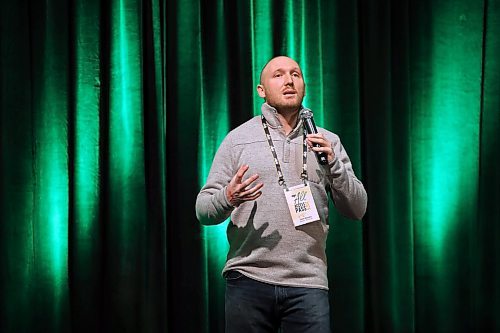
[
  {"x1": 322, "y1": 156, "x2": 348, "y2": 190},
  {"x1": 322, "y1": 156, "x2": 342, "y2": 178},
  {"x1": 220, "y1": 186, "x2": 236, "y2": 210}
]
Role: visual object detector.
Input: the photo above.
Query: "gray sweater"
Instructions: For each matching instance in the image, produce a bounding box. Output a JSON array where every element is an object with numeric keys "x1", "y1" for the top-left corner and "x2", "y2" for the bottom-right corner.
[{"x1": 195, "y1": 103, "x2": 367, "y2": 289}]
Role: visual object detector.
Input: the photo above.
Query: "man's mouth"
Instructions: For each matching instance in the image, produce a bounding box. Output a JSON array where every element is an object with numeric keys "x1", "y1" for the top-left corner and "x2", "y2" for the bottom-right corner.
[{"x1": 283, "y1": 90, "x2": 296, "y2": 95}]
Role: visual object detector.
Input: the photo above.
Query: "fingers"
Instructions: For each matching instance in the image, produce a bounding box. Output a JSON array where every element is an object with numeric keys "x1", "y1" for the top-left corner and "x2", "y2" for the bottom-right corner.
[
  {"x1": 230, "y1": 183, "x2": 263, "y2": 206},
  {"x1": 240, "y1": 173, "x2": 260, "y2": 188},
  {"x1": 311, "y1": 146, "x2": 331, "y2": 153},
  {"x1": 239, "y1": 182, "x2": 264, "y2": 197},
  {"x1": 306, "y1": 133, "x2": 325, "y2": 139},
  {"x1": 245, "y1": 191, "x2": 262, "y2": 201},
  {"x1": 306, "y1": 133, "x2": 330, "y2": 147},
  {"x1": 228, "y1": 165, "x2": 264, "y2": 206},
  {"x1": 234, "y1": 164, "x2": 249, "y2": 183},
  {"x1": 307, "y1": 134, "x2": 335, "y2": 162}
]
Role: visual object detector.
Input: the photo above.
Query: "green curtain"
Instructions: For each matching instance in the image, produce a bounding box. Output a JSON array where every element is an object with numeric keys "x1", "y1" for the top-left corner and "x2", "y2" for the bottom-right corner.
[{"x1": 1, "y1": 0, "x2": 499, "y2": 332}]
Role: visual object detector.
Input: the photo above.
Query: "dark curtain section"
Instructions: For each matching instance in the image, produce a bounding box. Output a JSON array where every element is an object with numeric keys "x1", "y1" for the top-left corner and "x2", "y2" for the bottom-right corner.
[
  {"x1": 478, "y1": 0, "x2": 500, "y2": 331},
  {"x1": 1, "y1": 2, "x2": 38, "y2": 332},
  {"x1": 324, "y1": 1, "x2": 365, "y2": 332},
  {"x1": 1, "y1": 0, "x2": 167, "y2": 332},
  {"x1": 358, "y1": 1, "x2": 414, "y2": 331},
  {"x1": 1, "y1": 1, "x2": 500, "y2": 333},
  {"x1": 164, "y1": 0, "x2": 205, "y2": 332}
]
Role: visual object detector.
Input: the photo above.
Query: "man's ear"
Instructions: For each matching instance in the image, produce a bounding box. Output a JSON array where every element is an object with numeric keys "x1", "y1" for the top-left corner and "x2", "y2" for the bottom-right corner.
[{"x1": 257, "y1": 84, "x2": 266, "y2": 98}]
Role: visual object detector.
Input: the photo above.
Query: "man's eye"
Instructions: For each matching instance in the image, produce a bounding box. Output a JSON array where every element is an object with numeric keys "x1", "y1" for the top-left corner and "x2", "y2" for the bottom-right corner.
[
  {"x1": 274, "y1": 73, "x2": 282, "y2": 77},
  {"x1": 292, "y1": 73, "x2": 300, "y2": 77}
]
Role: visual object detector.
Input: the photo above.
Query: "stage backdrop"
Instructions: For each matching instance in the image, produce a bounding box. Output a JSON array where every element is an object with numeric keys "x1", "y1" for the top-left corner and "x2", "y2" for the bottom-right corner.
[{"x1": 1, "y1": 0, "x2": 499, "y2": 332}]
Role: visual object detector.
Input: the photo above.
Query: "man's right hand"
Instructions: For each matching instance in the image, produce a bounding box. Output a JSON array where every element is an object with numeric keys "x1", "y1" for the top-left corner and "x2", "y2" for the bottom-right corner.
[{"x1": 226, "y1": 165, "x2": 264, "y2": 207}]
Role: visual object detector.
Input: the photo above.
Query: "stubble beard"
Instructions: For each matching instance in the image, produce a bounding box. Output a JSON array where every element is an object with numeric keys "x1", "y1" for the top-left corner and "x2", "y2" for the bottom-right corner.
[{"x1": 274, "y1": 96, "x2": 303, "y2": 115}]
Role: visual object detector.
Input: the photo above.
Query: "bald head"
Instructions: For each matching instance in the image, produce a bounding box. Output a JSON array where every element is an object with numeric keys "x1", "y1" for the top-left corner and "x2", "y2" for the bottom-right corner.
[
  {"x1": 257, "y1": 56, "x2": 305, "y2": 112},
  {"x1": 259, "y1": 56, "x2": 304, "y2": 85}
]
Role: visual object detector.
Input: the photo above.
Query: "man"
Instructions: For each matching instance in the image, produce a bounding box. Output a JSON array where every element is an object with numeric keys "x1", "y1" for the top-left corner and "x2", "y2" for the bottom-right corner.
[{"x1": 195, "y1": 56, "x2": 367, "y2": 332}]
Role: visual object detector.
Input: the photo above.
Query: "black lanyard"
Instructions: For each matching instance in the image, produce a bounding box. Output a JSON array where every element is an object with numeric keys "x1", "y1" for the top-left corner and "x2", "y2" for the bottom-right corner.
[{"x1": 261, "y1": 115, "x2": 308, "y2": 190}]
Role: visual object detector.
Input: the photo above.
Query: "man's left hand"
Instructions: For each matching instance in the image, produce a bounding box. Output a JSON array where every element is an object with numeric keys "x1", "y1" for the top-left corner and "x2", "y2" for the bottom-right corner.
[{"x1": 306, "y1": 133, "x2": 335, "y2": 163}]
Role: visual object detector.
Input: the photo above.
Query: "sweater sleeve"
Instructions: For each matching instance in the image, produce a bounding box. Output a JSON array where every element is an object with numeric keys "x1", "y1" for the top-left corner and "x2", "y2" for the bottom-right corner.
[
  {"x1": 322, "y1": 136, "x2": 367, "y2": 220},
  {"x1": 195, "y1": 134, "x2": 236, "y2": 225}
]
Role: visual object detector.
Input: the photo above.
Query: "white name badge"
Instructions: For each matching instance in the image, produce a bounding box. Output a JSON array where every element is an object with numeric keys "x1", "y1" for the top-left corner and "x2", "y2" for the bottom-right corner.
[{"x1": 284, "y1": 183, "x2": 320, "y2": 227}]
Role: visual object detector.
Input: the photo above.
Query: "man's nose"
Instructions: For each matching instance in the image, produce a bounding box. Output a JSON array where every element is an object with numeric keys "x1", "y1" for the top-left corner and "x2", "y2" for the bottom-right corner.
[{"x1": 284, "y1": 73, "x2": 294, "y2": 85}]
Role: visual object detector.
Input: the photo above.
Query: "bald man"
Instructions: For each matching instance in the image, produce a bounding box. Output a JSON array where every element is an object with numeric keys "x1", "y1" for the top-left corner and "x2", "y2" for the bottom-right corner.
[{"x1": 196, "y1": 56, "x2": 367, "y2": 333}]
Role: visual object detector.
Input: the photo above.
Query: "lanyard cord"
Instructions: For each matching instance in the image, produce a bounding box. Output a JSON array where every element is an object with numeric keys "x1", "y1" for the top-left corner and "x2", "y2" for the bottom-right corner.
[{"x1": 261, "y1": 115, "x2": 308, "y2": 190}]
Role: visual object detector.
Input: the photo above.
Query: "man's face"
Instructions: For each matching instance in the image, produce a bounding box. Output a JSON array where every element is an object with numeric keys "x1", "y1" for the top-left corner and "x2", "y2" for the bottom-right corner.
[{"x1": 257, "y1": 56, "x2": 305, "y2": 112}]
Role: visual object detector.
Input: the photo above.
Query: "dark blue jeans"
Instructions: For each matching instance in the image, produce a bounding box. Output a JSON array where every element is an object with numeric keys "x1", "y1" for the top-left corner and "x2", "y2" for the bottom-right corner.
[{"x1": 225, "y1": 271, "x2": 331, "y2": 333}]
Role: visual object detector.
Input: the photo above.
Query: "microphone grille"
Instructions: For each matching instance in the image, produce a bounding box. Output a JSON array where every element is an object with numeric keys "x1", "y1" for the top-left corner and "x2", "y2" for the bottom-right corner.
[{"x1": 299, "y1": 108, "x2": 313, "y2": 119}]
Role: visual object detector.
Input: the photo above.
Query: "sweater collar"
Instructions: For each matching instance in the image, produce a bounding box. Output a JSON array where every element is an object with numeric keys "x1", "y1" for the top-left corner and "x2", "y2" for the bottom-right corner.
[{"x1": 261, "y1": 103, "x2": 304, "y2": 136}]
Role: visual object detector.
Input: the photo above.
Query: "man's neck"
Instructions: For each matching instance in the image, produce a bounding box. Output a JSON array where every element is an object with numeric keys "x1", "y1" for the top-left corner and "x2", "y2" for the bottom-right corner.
[{"x1": 276, "y1": 108, "x2": 299, "y2": 135}]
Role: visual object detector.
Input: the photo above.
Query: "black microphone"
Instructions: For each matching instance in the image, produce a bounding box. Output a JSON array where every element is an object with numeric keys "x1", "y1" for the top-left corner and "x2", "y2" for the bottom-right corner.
[{"x1": 300, "y1": 108, "x2": 329, "y2": 165}]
